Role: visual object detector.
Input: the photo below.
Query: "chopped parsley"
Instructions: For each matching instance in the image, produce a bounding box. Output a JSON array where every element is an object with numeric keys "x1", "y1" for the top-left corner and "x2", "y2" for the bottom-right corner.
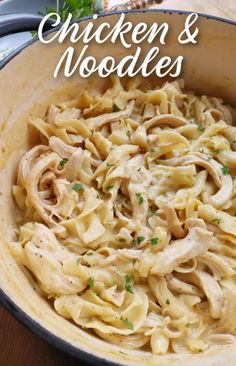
[
  {"x1": 149, "y1": 237, "x2": 159, "y2": 246},
  {"x1": 119, "y1": 238, "x2": 126, "y2": 243},
  {"x1": 207, "y1": 156, "x2": 212, "y2": 161},
  {"x1": 137, "y1": 236, "x2": 145, "y2": 245},
  {"x1": 126, "y1": 130, "x2": 131, "y2": 137},
  {"x1": 136, "y1": 192, "x2": 144, "y2": 205},
  {"x1": 120, "y1": 316, "x2": 133, "y2": 330},
  {"x1": 199, "y1": 149, "x2": 205, "y2": 154},
  {"x1": 96, "y1": 194, "x2": 101, "y2": 199},
  {"x1": 222, "y1": 165, "x2": 230, "y2": 175},
  {"x1": 113, "y1": 104, "x2": 121, "y2": 112},
  {"x1": 166, "y1": 298, "x2": 170, "y2": 305},
  {"x1": 150, "y1": 209, "x2": 160, "y2": 217},
  {"x1": 213, "y1": 149, "x2": 220, "y2": 155},
  {"x1": 124, "y1": 274, "x2": 133, "y2": 294},
  {"x1": 105, "y1": 185, "x2": 114, "y2": 192},
  {"x1": 197, "y1": 125, "x2": 205, "y2": 132},
  {"x1": 150, "y1": 148, "x2": 156, "y2": 153},
  {"x1": 86, "y1": 252, "x2": 93, "y2": 256},
  {"x1": 72, "y1": 183, "x2": 84, "y2": 192},
  {"x1": 106, "y1": 163, "x2": 115, "y2": 167},
  {"x1": 76, "y1": 258, "x2": 80, "y2": 265},
  {"x1": 198, "y1": 349, "x2": 203, "y2": 353},
  {"x1": 88, "y1": 277, "x2": 94, "y2": 289},
  {"x1": 59, "y1": 158, "x2": 68, "y2": 166},
  {"x1": 185, "y1": 323, "x2": 190, "y2": 328},
  {"x1": 212, "y1": 218, "x2": 221, "y2": 225}
]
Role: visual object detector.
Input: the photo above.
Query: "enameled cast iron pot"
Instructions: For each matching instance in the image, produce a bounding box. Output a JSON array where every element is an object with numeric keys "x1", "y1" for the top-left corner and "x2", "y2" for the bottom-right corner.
[{"x1": 0, "y1": 10, "x2": 236, "y2": 366}]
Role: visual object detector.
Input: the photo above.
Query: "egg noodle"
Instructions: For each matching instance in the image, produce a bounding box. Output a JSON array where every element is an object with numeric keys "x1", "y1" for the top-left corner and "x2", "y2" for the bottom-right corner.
[{"x1": 11, "y1": 77, "x2": 236, "y2": 355}]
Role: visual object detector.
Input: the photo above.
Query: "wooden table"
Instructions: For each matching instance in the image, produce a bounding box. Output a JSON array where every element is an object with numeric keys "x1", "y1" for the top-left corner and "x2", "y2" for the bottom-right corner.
[{"x1": 0, "y1": 1, "x2": 235, "y2": 365}]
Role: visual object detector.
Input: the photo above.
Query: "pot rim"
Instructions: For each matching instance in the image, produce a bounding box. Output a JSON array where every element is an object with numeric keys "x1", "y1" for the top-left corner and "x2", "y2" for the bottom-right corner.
[{"x1": 0, "y1": 8, "x2": 236, "y2": 366}]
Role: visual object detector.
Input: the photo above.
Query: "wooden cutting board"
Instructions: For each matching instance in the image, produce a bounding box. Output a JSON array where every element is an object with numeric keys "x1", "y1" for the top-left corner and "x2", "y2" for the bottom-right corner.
[{"x1": 0, "y1": 1, "x2": 235, "y2": 366}]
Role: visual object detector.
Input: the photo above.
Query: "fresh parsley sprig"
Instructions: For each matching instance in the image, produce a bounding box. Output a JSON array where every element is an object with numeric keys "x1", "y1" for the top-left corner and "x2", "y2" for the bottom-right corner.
[{"x1": 43, "y1": 0, "x2": 93, "y2": 23}]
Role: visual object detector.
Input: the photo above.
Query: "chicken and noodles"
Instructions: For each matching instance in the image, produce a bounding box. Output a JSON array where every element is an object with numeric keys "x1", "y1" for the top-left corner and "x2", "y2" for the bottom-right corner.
[{"x1": 10, "y1": 77, "x2": 236, "y2": 355}]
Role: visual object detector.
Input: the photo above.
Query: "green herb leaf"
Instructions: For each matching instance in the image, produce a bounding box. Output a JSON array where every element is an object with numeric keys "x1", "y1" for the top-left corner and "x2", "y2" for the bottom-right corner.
[
  {"x1": 113, "y1": 104, "x2": 121, "y2": 112},
  {"x1": 135, "y1": 193, "x2": 144, "y2": 205},
  {"x1": 166, "y1": 298, "x2": 170, "y2": 305},
  {"x1": 149, "y1": 237, "x2": 159, "y2": 246},
  {"x1": 150, "y1": 209, "x2": 160, "y2": 217},
  {"x1": 119, "y1": 238, "x2": 126, "y2": 243},
  {"x1": 76, "y1": 258, "x2": 80, "y2": 265},
  {"x1": 126, "y1": 130, "x2": 131, "y2": 137},
  {"x1": 137, "y1": 236, "x2": 145, "y2": 245},
  {"x1": 213, "y1": 149, "x2": 220, "y2": 155},
  {"x1": 86, "y1": 252, "x2": 93, "y2": 256},
  {"x1": 222, "y1": 165, "x2": 230, "y2": 175},
  {"x1": 198, "y1": 349, "x2": 203, "y2": 353},
  {"x1": 120, "y1": 316, "x2": 133, "y2": 330},
  {"x1": 185, "y1": 323, "x2": 190, "y2": 328},
  {"x1": 88, "y1": 277, "x2": 94, "y2": 289},
  {"x1": 212, "y1": 218, "x2": 221, "y2": 225},
  {"x1": 45, "y1": 0, "x2": 93, "y2": 24},
  {"x1": 72, "y1": 183, "x2": 84, "y2": 192},
  {"x1": 106, "y1": 163, "x2": 115, "y2": 167},
  {"x1": 197, "y1": 125, "x2": 205, "y2": 133},
  {"x1": 105, "y1": 185, "x2": 114, "y2": 192},
  {"x1": 124, "y1": 274, "x2": 133, "y2": 294},
  {"x1": 59, "y1": 158, "x2": 68, "y2": 166},
  {"x1": 207, "y1": 156, "x2": 212, "y2": 161},
  {"x1": 150, "y1": 148, "x2": 155, "y2": 153}
]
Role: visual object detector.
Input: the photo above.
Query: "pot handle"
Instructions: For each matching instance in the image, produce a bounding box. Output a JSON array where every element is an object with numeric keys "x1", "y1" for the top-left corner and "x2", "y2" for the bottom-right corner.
[{"x1": 0, "y1": 13, "x2": 54, "y2": 37}]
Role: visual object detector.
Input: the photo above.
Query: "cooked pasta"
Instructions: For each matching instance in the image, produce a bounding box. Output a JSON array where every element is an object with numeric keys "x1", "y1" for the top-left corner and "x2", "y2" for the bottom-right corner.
[{"x1": 10, "y1": 76, "x2": 236, "y2": 355}]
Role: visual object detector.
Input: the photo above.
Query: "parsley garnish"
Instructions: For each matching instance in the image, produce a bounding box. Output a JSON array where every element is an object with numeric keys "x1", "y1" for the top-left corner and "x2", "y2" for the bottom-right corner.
[
  {"x1": 124, "y1": 274, "x2": 133, "y2": 294},
  {"x1": 44, "y1": 0, "x2": 93, "y2": 23},
  {"x1": 87, "y1": 252, "x2": 93, "y2": 256},
  {"x1": 207, "y1": 156, "x2": 212, "y2": 161},
  {"x1": 126, "y1": 130, "x2": 131, "y2": 137},
  {"x1": 199, "y1": 149, "x2": 205, "y2": 154},
  {"x1": 105, "y1": 185, "x2": 114, "y2": 192},
  {"x1": 119, "y1": 238, "x2": 126, "y2": 243},
  {"x1": 166, "y1": 298, "x2": 170, "y2": 305},
  {"x1": 76, "y1": 258, "x2": 80, "y2": 265},
  {"x1": 213, "y1": 149, "x2": 220, "y2": 155},
  {"x1": 88, "y1": 277, "x2": 94, "y2": 288},
  {"x1": 185, "y1": 323, "x2": 190, "y2": 328},
  {"x1": 113, "y1": 104, "x2": 121, "y2": 112},
  {"x1": 72, "y1": 183, "x2": 84, "y2": 192},
  {"x1": 222, "y1": 165, "x2": 230, "y2": 175},
  {"x1": 198, "y1": 349, "x2": 203, "y2": 353},
  {"x1": 120, "y1": 316, "x2": 133, "y2": 330},
  {"x1": 59, "y1": 158, "x2": 68, "y2": 166},
  {"x1": 150, "y1": 209, "x2": 160, "y2": 217},
  {"x1": 106, "y1": 163, "x2": 115, "y2": 167},
  {"x1": 149, "y1": 237, "x2": 159, "y2": 246},
  {"x1": 137, "y1": 236, "x2": 145, "y2": 245},
  {"x1": 150, "y1": 148, "x2": 155, "y2": 153},
  {"x1": 135, "y1": 193, "x2": 144, "y2": 205},
  {"x1": 197, "y1": 125, "x2": 205, "y2": 132},
  {"x1": 212, "y1": 218, "x2": 221, "y2": 225}
]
